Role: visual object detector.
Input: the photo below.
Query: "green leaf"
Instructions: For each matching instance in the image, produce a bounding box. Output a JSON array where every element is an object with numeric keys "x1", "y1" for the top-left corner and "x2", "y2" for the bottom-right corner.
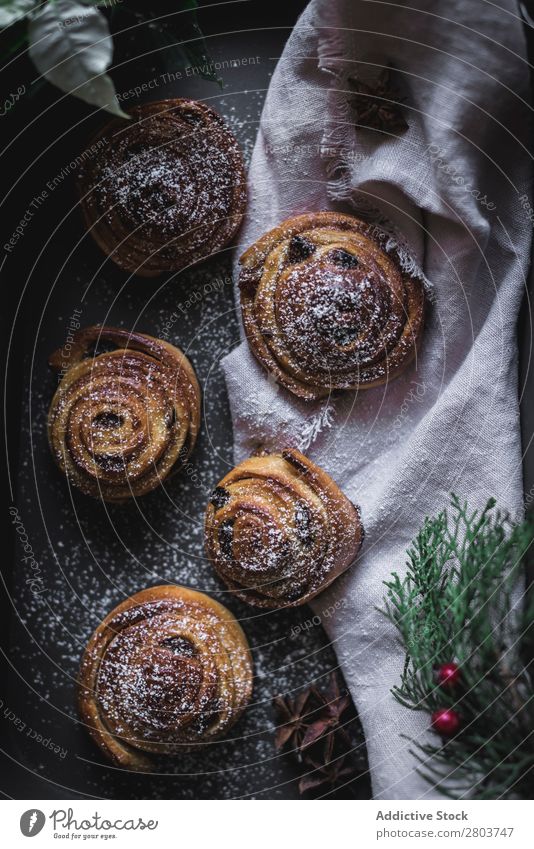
[{"x1": 28, "y1": 0, "x2": 128, "y2": 117}]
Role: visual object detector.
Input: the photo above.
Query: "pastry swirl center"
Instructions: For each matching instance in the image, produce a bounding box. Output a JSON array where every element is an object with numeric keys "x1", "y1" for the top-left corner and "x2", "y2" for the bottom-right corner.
[{"x1": 275, "y1": 253, "x2": 395, "y2": 371}]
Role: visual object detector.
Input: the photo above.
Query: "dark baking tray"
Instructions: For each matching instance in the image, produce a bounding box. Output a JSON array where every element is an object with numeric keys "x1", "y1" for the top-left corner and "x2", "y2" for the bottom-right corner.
[{"x1": 2, "y1": 0, "x2": 533, "y2": 801}]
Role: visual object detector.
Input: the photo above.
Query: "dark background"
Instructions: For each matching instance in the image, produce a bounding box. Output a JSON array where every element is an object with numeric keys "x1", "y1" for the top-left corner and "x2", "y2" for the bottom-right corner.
[{"x1": 1, "y1": 0, "x2": 532, "y2": 801}]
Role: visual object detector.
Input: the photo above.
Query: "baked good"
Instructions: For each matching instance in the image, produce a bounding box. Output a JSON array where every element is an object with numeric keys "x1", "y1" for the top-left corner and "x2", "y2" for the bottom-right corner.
[
  {"x1": 205, "y1": 448, "x2": 363, "y2": 608},
  {"x1": 48, "y1": 325, "x2": 200, "y2": 501},
  {"x1": 77, "y1": 99, "x2": 247, "y2": 276},
  {"x1": 78, "y1": 585, "x2": 253, "y2": 769},
  {"x1": 239, "y1": 211, "x2": 425, "y2": 399}
]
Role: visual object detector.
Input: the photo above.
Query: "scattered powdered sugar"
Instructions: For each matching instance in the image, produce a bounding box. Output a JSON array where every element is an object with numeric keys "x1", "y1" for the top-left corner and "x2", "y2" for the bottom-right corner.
[
  {"x1": 218, "y1": 92, "x2": 266, "y2": 167},
  {"x1": 297, "y1": 403, "x2": 336, "y2": 451}
]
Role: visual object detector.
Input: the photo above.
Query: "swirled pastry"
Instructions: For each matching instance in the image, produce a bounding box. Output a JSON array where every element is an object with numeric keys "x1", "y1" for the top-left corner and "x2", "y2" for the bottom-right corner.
[
  {"x1": 48, "y1": 326, "x2": 200, "y2": 501},
  {"x1": 239, "y1": 211, "x2": 426, "y2": 400},
  {"x1": 77, "y1": 99, "x2": 247, "y2": 276},
  {"x1": 205, "y1": 448, "x2": 363, "y2": 608},
  {"x1": 78, "y1": 585, "x2": 253, "y2": 769}
]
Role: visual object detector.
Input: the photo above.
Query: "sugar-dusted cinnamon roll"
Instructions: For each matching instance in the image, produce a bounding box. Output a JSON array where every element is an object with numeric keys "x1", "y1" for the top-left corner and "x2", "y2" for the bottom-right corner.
[
  {"x1": 205, "y1": 448, "x2": 363, "y2": 608},
  {"x1": 48, "y1": 326, "x2": 200, "y2": 502},
  {"x1": 78, "y1": 585, "x2": 253, "y2": 769},
  {"x1": 77, "y1": 99, "x2": 247, "y2": 276},
  {"x1": 239, "y1": 211, "x2": 426, "y2": 400}
]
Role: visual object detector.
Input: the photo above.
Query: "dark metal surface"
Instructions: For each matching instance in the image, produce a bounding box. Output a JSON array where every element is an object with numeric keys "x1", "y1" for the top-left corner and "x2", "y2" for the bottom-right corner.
[{"x1": 1, "y1": 0, "x2": 371, "y2": 800}]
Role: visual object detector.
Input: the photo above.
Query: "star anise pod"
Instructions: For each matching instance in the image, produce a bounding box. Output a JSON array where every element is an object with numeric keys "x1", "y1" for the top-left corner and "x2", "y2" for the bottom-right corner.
[
  {"x1": 347, "y1": 67, "x2": 408, "y2": 134},
  {"x1": 273, "y1": 688, "x2": 314, "y2": 752}
]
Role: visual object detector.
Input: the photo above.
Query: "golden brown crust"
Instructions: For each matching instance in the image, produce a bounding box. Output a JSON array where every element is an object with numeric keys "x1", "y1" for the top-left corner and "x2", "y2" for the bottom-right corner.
[
  {"x1": 77, "y1": 99, "x2": 247, "y2": 277},
  {"x1": 205, "y1": 448, "x2": 364, "y2": 608},
  {"x1": 47, "y1": 325, "x2": 201, "y2": 502},
  {"x1": 239, "y1": 211, "x2": 426, "y2": 400},
  {"x1": 78, "y1": 585, "x2": 253, "y2": 770}
]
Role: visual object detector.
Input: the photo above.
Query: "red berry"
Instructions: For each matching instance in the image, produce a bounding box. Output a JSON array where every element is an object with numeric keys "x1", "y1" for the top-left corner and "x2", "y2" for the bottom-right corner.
[
  {"x1": 431, "y1": 708, "x2": 461, "y2": 736},
  {"x1": 436, "y1": 662, "x2": 461, "y2": 688}
]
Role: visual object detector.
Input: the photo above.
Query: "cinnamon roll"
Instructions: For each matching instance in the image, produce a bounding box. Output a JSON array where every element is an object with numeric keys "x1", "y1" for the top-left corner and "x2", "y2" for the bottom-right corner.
[
  {"x1": 78, "y1": 585, "x2": 253, "y2": 769},
  {"x1": 48, "y1": 326, "x2": 200, "y2": 501},
  {"x1": 205, "y1": 448, "x2": 363, "y2": 608},
  {"x1": 239, "y1": 211, "x2": 426, "y2": 400},
  {"x1": 77, "y1": 99, "x2": 247, "y2": 276}
]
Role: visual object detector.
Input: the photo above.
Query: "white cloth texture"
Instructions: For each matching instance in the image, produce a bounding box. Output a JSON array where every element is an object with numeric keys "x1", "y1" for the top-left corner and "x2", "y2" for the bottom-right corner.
[{"x1": 221, "y1": 0, "x2": 532, "y2": 798}]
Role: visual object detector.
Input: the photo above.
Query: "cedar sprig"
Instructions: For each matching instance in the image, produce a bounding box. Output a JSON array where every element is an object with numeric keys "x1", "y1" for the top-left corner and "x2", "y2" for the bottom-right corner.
[{"x1": 383, "y1": 495, "x2": 534, "y2": 798}]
